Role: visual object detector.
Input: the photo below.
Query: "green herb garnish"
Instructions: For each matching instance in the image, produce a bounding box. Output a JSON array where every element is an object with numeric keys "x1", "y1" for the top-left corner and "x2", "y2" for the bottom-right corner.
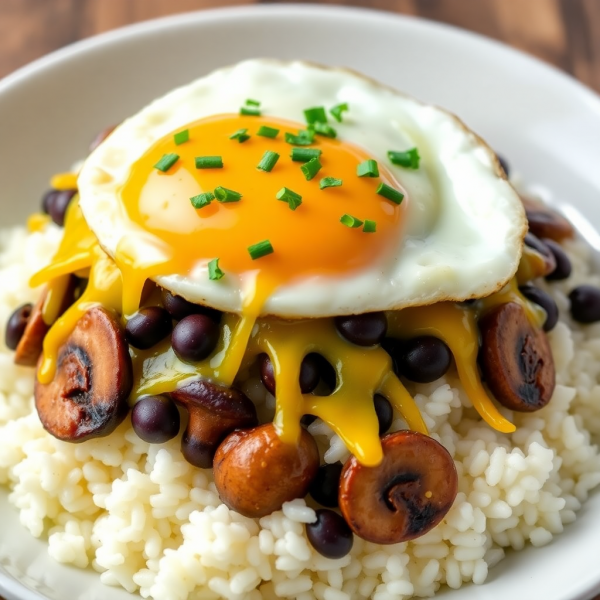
[
  {"x1": 340, "y1": 214, "x2": 363, "y2": 228},
  {"x1": 214, "y1": 186, "x2": 242, "y2": 203},
  {"x1": 257, "y1": 150, "x2": 280, "y2": 172},
  {"x1": 304, "y1": 106, "x2": 328, "y2": 124},
  {"x1": 363, "y1": 219, "x2": 377, "y2": 233},
  {"x1": 301, "y1": 157, "x2": 322, "y2": 181},
  {"x1": 248, "y1": 240, "x2": 274, "y2": 260},
  {"x1": 290, "y1": 148, "x2": 322, "y2": 162},
  {"x1": 285, "y1": 130, "x2": 315, "y2": 146},
  {"x1": 229, "y1": 128, "x2": 250, "y2": 143},
  {"x1": 357, "y1": 159, "x2": 379, "y2": 178},
  {"x1": 330, "y1": 102, "x2": 349, "y2": 123},
  {"x1": 257, "y1": 125, "x2": 280, "y2": 138},
  {"x1": 276, "y1": 187, "x2": 302, "y2": 211},
  {"x1": 208, "y1": 258, "x2": 224, "y2": 280},
  {"x1": 240, "y1": 106, "x2": 261, "y2": 117},
  {"x1": 154, "y1": 153, "x2": 179, "y2": 172},
  {"x1": 190, "y1": 192, "x2": 215, "y2": 209},
  {"x1": 376, "y1": 182, "x2": 404, "y2": 204},
  {"x1": 245, "y1": 99, "x2": 261, "y2": 107},
  {"x1": 174, "y1": 129, "x2": 189, "y2": 145},
  {"x1": 195, "y1": 156, "x2": 223, "y2": 169},
  {"x1": 319, "y1": 177, "x2": 342, "y2": 190},
  {"x1": 388, "y1": 148, "x2": 420, "y2": 169},
  {"x1": 310, "y1": 122, "x2": 337, "y2": 138}
]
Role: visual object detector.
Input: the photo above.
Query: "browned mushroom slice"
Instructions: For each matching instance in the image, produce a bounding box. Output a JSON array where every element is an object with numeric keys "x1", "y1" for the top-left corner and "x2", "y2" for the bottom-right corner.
[
  {"x1": 339, "y1": 431, "x2": 457, "y2": 544},
  {"x1": 15, "y1": 276, "x2": 77, "y2": 366},
  {"x1": 34, "y1": 307, "x2": 133, "y2": 442},
  {"x1": 479, "y1": 302, "x2": 555, "y2": 412},
  {"x1": 213, "y1": 423, "x2": 320, "y2": 518},
  {"x1": 521, "y1": 195, "x2": 574, "y2": 242},
  {"x1": 171, "y1": 380, "x2": 258, "y2": 469}
]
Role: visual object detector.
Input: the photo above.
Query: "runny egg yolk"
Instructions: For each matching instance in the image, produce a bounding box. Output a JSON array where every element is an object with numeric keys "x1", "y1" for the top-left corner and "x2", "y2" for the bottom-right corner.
[{"x1": 117, "y1": 114, "x2": 407, "y2": 315}]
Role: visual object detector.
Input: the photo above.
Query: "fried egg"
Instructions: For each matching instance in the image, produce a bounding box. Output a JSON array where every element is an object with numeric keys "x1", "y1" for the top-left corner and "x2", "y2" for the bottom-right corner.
[{"x1": 78, "y1": 59, "x2": 526, "y2": 318}]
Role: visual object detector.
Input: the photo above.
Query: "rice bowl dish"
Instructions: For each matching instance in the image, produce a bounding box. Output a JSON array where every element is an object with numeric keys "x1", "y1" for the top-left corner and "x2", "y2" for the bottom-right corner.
[{"x1": 1, "y1": 59, "x2": 600, "y2": 600}]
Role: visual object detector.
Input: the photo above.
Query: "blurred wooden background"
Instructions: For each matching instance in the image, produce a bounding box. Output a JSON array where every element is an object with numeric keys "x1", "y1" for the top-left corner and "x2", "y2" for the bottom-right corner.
[
  {"x1": 1, "y1": 0, "x2": 600, "y2": 93},
  {"x1": 0, "y1": 1, "x2": 599, "y2": 599}
]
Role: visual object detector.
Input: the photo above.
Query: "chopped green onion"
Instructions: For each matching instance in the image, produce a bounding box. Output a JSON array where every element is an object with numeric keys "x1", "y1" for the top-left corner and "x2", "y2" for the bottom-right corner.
[
  {"x1": 240, "y1": 106, "x2": 261, "y2": 117},
  {"x1": 229, "y1": 128, "x2": 250, "y2": 143},
  {"x1": 208, "y1": 258, "x2": 224, "y2": 280},
  {"x1": 363, "y1": 219, "x2": 377, "y2": 233},
  {"x1": 330, "y1": 102, "x2": 349, "y2": 123},
  {"x1": 276, "y1": 187, "x2": 302, "y2": 211},
  {"x1": 154, "y1": 153, "x2": 179, "y2": 172},
  {"x1": 257, "y1": 150, "x2": 280, "y2": 172},
  {"x1": 301, "y1": 157, "x2": 322, "y2": 181},
  {"x1": 195, "y1": 156, "x2": 223, "y2": 169},
  {"x1": 304, "y1": 106, "x2": 328, "y2": 124},
  {"x1": 257, "y1": 125, "x2": 280, "y2": 138},
  {"x1": 376, "y1": 182, "x2": 404, "y2": 204},
  {"x1": 174, "y1": 129, "x2": 189, "y2": 145},
  {"x1": 357, "y1": 159, "x2": 379, "y2": 178},
  {"x1": 340, "y1": 214, "x2": 363, "y2": 228},
  {"x1": 214, "y1": 186, "x2": 242, "y2": 203},
  {"x1": 190, "y1": 192, "x2": 215, "y2": 209},
  {"x1": 309, "y1": 121, "x2": 337, "y2": 138},
  {"x1": 285, "y1": 130, "x2": 315, "y2": 146},
  {"x1": 290, "y1": 148, "x2": 322, "y2": 162},
  {"x1": 320, "y1": 177, "x2": 343, "y2": 190},
  {"x1": 248, "y1": 239, "x2": 274, "y2": 260},
  {"x1": 245, "y1": 98, "x2": 261, "y2": 106},
  {"x1": 388, "y1": 148, "x2": 420, "y2": 169}
]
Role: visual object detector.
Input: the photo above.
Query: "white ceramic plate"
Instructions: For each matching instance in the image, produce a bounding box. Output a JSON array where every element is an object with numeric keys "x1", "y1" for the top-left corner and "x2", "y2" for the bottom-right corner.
[{"x1": 1, "y1": 5, "x2": 600, "y2": 600}]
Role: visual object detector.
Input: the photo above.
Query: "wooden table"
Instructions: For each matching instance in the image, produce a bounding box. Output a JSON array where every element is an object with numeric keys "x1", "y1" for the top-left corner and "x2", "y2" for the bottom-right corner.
[{"x1": 0, "y1": 1, "x2": 599, "y2": 599}]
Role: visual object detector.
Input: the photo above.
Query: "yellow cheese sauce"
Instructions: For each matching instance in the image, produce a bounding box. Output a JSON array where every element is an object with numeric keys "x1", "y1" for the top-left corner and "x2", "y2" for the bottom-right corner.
[{"x1": 29, "y1": 192, "x2": 545, "y2": 467}]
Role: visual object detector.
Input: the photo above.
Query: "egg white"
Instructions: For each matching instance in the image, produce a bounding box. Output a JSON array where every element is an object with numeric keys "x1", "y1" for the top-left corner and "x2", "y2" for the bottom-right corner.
[{"x1": 78, "y1": 59, "x2": 526, "y2": 317}]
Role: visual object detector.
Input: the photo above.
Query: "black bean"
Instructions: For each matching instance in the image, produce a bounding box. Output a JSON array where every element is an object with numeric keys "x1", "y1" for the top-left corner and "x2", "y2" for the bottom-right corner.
[
  {"x1": 381, "y1": 337, "x2": 404, "y2": 374},
  {"x1": 125, "y1": 307, "x2": 172, "y2": 350},
  {"x1": 335, "y1": 312, "x2": 387, "y2": 346},
  {"x1": 161, "y1": 289, "x2": 221, "y2": 322},
  {"x1": 496, "y1": 154, "x2": 510, "y2": 177},
  {"x1": 5, "y1": 303, "x2": 32, "y2": 350},
  {"x1": 524, "y1": 233, "x2": 556, "y2": 275},
  {"x1": 181, "y1": 430, "x2": 214, "y2": 469},
  {"x1": 309, "y1": 463, "x2": 343, "y2": 508},
  {"x1": 306, "y1": 509, "x2": 353, "y2": 559},
  {"x1": 519, "y1": 284, "x2": 559, "y2": 332},
  {"x1": 396, "y1": 337, "x2": 452, "y2": 383},
  {"x1": 300, "y1": 414, "x2": 317, "y2": 428},
  {"x1": 172, "y1": 314, "x2": 220, "y2": 362},
  {"x1": 42, "y1": 189, "x2": 77, "y2": 226},
  {"x1": 258, "y1": 353, "x2": 320, "y2": 395},
  {"x1": 543, "y1": 239, "x2": 572, "y2": 281},
  {"x1": 131, "y1": 395, "x2": 180, "y2": 443},
  {"x1": 313, "y1": 354, "x2": 337, "y2": 394},
  {"x1": 569, "y1": 285, "x2": 600, "y2": 323},
  {"x1": 374, "y1": 394, "x2": 394, "y2": 435}
]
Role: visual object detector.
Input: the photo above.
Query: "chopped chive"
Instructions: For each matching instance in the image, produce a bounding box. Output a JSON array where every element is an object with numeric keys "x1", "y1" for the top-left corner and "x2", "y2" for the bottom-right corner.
[
  {"x1": 230, "y1": 128, "x2": 250, "y2": 143},
  {"x1": 319, "y1": 177, "x2": 342, "y2": 190},
  {"x1": 195, "y1": 156, "x2": 223, "y2": 169},
  {"x1": 276, "y1": 187, "x2": 302, "y2": 211},
  {"x1": 301, "y1": 157, "x2": 322, "y2": 181},
  {"x1": 190, "y1": 192, "x2": 215, "y2": 209},
  {"x1": 245, "y1": 98, "x2": 261, "y2": 107},
  {"x1": 309, "y1": 121, "x2": 337, "y2": 138},
  {"x1": 257, "y1": 125, "x2": 280, "y2": 138},
  {"x1": 340, "y1": 214, "x2": 363, "y2": 228},
  {"x1": 240, "y1": 106, "x2": 261, "y2": 117},
  {"x1": 285, "y1": 130, "x2": 315, "y2": 146},
  {"x1": 388, "y1": 148, "x2": 420, "y2": 169},
  {"x1": 376, "y1": 182, "x2": 404, "y2": 204},
  {"x1": 363, "y1": 219, "x2": 377, "y2": 233},
  {"x1": 357, "y1": 159, "x2": 379, "y2": 178},
  {"x1": 174, "y1": 129, "x2": 189, "y2": 145},
  {"x1": 214, "y1": 186, "x2": 242, "y2": 203},
  {"x1": 290, "y1": 148, "x2": 322, "y2": 162},
  {"x1": 248, "y1": 239, "x2": 274, "y2": 260},
  {"x1": 257, "y1": 150, "x2": 280, "y2": 172},
  {"x1": 330, "y1": 102, "x2": 349, "y2": 123},
  {"x1": 154, "y1": 153, "x2": 179, "y2": 172},
  {"x1": 304, "y1": 106, "x2": 328, "y2": 124},
  {"x1": 208, "y1": 258, "x2": 224, "y2": 280}
]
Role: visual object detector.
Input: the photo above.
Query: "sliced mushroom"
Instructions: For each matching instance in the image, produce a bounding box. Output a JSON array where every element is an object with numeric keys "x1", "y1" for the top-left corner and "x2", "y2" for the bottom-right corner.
[
  {"x1": 479, "y1": 302, "x2": 555, "y2": 412},
  {"x1": 521, "y1": 195, "x2": 574, "y2": 242},
  {"x1": 170, "y1": 379, "x2": 258, "y2": 469},
  {"x1": 213, "y1": 423, "x2": 319, "y2": 518},
  {"x1": 339, "y1": 431, "x2": 458, "y2": 544},
  {"x1": 15, "y1": 276, "x2": 77, "y2": 366},
  {"x1": 34, "y1": 307, "x2": 133, "y2": 442}
]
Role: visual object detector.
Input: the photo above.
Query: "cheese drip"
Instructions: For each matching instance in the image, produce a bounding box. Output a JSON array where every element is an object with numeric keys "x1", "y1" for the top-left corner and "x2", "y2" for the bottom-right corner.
[{"x1": 29, "y1": 197, "x2": 545, "y2": 466}]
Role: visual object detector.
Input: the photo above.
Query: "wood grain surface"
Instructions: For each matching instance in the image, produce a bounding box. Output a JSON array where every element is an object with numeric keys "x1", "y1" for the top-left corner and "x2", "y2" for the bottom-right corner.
[{"x1": 0, "y1": 1, "x2": 599, "y2": 600}]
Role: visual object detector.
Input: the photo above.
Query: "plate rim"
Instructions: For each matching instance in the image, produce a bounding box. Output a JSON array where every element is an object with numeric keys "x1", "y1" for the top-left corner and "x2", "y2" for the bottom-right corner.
[{"x1": 1, "y1": 4, "x2": 600, "y2": 600}]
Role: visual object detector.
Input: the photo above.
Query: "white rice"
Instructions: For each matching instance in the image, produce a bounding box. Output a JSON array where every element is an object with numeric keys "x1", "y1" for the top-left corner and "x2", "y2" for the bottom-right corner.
[{"x1": 1, "y1": 222, "x2": 600, "y2": 600}]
